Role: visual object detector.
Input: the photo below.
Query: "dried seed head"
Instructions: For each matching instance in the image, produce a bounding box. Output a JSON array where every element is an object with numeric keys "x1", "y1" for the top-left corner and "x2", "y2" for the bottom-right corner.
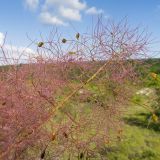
[
  {"x1": 117, "y1": 135, "x2": 122, "y2": 141},
  {"x1": 2, "y1": 102, "x2": 6, "y2": 106},
  {"x1": 150, "y1": 72, "x2": 157, "y2": 79},
  {"x1": 38, "y1": 42, "x2": 44, "y2": 47},
  {"x1": 76, "y1": 33, "x2": 80, "y2": 40},
  {"x1": 152, "y1": 113, "x2": 158, "y2": 122},
  {"x1": 62, "y1": 38, "x2": 67, "y2": 43},
  {"x1": 118, "y1": 129, "x2": 123, "y2": 134},
  {"x1": 63, "y1": 132, "x2": 68, "y2": 138},
  {"x1": 68, "y1": 51, "x2": 76, "y2": 55},
  {"x1": 80, "y1": 152, "x2": 84, "y2": 159},
  {"x1": 105, "y1": 138, "x2": 110, "y2": 144},
  {"x1": 40, "y1": 149, "x2": 46, "y2": 159},
  {"x1": 52, "y1": 133, "x2": 56, "y2": 141}
]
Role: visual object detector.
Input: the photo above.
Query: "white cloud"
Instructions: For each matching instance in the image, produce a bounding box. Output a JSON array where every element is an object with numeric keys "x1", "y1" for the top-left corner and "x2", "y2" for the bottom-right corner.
[
  {"x1": 1, "y1": 44, "x2": 36, "y2": 62},
  {"x1": 40, "y1": 12, "x2": 67, "y2": 25},
  {"x1": 0, "y1": 32, "x2": 37, "y2": 64},
  {"x1": 44, "y1": 0, "x2": 86, "y2": 10},
  {"x1": 86, "y1": 7, "x2": 104, "y2": 15},
  {"x1": 59, "y1": 6, "x2": 81, "y2": 21},
  {"x1": 0, "y1": 32, "x2": 5, "y2": 45},
  {"x1": 24, "y1": 0, "x2": 105, "y2": 26},
  {"x1": 41, "y1": 0, "x2": 86, "y2": 23},
  {"x1": 25, "y1": 0, "x2": 39, "y2": 10}
]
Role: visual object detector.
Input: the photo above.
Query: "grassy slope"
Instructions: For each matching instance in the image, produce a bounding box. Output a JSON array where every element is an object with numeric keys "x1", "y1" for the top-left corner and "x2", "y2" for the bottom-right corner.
[
  {"x1": 21, "y1": 59, "x2": 160, "y2": 159},
  {"x1": 104, "y1": 59, "x2": 160, "y2": 160},
  {"x1": 105, "y1": 104, "x2": 160, "y2": 160},
  {"x1": 1, "y1": 59, "x2": 160, "y2": 159}
]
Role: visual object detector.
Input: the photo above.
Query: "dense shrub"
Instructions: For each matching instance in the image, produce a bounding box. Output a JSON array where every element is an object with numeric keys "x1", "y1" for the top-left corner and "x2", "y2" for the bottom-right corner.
[{"x1": 0, "y1": 19, "x2": 150, "y2": 159}]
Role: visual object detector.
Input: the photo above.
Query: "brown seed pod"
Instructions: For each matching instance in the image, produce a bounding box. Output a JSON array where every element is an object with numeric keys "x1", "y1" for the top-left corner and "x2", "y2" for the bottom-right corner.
[
  {"x1": 63, "y1": 132, "x2": 68, "y2": 138},
  {"x1": 105, "y1": 138, "x2": 110, "y2": 144},
  {"x1": 80, "y1": 152, "x2": 84, "y2": 159},
  {"x1": 52, "y1": 133, "x2": 56, "y2": 141},
  {"x1": 94, "y1": 100, "x2": 98, "y2": 103},
  {"x1": 118, "y1": 129, "x2": 123, "y2": 134},
  {"x1": 40, "y1": 149, "x2": 46, "y2": 159},
  {"x1": 117, "y1": 135, "x2": 122, "y2": 141},
  {"x1": 2, "y1": 102, "x2": 6, "y2": 105}
]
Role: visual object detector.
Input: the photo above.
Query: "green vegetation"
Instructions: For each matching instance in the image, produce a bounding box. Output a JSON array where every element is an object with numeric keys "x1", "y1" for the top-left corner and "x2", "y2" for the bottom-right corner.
[
  {"x1": 51, "y1": 59, "x2": 160, "y2": 159},
  {"x1": 101, "y1": 59, "x2": 160, "y2": 160},
  {"x1": 103, "y1": 101, "x2": 160, "y2": 160},
  {"x1": 1, "y1": 58, "x2": 160, "y2": 159}
]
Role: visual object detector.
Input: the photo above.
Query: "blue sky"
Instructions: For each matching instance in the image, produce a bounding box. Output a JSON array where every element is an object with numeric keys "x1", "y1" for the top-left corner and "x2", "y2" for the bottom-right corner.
[{"x1": 0, "y1": 0, "x2": 160, "y2": 56}]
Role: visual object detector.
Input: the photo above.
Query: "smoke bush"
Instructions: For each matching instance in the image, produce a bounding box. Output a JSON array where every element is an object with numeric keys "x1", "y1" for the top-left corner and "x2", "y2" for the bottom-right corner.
[{"x1": 0, "y1": 19, "x2": 150, "y2": 159}]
